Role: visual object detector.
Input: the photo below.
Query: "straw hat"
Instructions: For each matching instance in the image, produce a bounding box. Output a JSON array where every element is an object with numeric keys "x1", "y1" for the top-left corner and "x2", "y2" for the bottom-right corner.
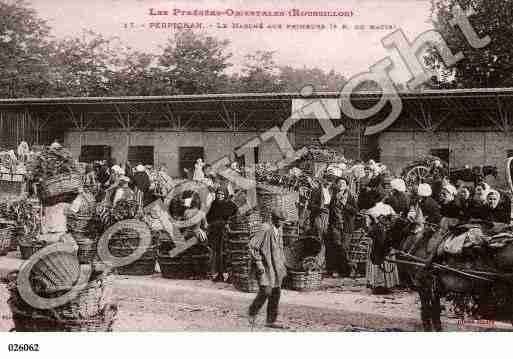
[{"x1": 135, "y1": 164, "x2": 146, "y2": 172}]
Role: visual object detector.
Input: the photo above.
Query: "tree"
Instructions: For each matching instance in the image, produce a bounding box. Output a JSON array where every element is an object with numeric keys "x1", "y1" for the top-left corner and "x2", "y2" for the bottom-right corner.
[
  {"x1": 428, "y1": 0, "x2": 513, "y2": 88},
  {"x1": 0, "y1": 0, "x2": 54, "y2": 97},
  {"x1": 279, "y1": 66, "x2": 346, "y2": 92},
  {"x1": 49, "y1": 30, "x2": 123, "y2": 97},
  {"x1": 238, "y1": 50, "x2": 284, "y2": 93},
  {"x1": 158, "y1": 30, "x2": 232, "y2": 95}
]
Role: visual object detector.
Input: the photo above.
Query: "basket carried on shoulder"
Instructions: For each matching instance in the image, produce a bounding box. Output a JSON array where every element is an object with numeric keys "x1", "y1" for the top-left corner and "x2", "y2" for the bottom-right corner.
[
  {"x1": 285, "y1": 270, "x2": 322, "y2": 292},
  {"x1": 41, "y1": 172, "x2": 82, "y2": 199},
  {"x1": 0, "y1": 222, "x2": 15, "y2": 256},
  {"x1": 256, "y1": 184, "x2": 299, "y2": 222}
]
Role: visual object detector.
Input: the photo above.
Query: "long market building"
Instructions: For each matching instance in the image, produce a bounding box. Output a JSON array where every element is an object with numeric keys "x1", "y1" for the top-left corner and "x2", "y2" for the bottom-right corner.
[{"x1": 0, "y1": 88, "x2": 512, "y2": 186}]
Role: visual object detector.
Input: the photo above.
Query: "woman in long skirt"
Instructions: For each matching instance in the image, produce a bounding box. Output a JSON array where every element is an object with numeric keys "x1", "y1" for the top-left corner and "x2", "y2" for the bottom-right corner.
[{"x1": 365, "y1": 189, "x2": 400, "y2": 294}]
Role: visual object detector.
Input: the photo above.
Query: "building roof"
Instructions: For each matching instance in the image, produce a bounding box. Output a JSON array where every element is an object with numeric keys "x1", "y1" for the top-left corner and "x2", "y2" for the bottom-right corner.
[{"x1": 1, "y1": 87, "x2": 513, "y2": 106}]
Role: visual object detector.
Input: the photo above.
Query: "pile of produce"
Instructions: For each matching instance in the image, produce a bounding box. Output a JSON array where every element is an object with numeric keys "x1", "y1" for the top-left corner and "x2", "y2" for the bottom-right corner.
[
  {"x1": 6, "y1": 199, "x2": 40, "y2": 236},
  {"x1": 254, "y1": 163, "x2": 310, "y2": 191},
  {"x1": 299, "y1": 146, "x2": 346, "y2": 163},
  {"x1": 28, "y1": 146, "x2": 80, "y2": 180}
]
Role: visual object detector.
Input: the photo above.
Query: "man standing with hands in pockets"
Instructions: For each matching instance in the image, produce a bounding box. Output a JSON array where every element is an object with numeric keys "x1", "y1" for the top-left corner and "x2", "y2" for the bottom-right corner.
[{"x1": 248, "y1": 208, "x2": 289, "y2": 329}]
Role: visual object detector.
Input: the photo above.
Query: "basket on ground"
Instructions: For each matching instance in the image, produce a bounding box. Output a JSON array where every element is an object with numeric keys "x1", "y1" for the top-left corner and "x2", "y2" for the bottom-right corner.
[
  {"x1": 285, "y1": 270, "x2": 322, "y2": 292},
  {"x1": 230, "y1": 259, "x2": 259, "y2": 293},
  {"x1": 284, "y1": 235, "x2": 325, "y2": 272},
  {"x1": 157, "y1": 244, "x2": 212, "y2": 279},
  {"x1": 9, "y1": 301, "x2": 117, "y2": 332}
]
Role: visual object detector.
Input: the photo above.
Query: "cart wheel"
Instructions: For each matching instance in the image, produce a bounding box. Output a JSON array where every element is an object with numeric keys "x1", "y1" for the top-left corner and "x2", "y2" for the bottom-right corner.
[{"x1": 404, "y1": 165, "x2": 430, "y2": 190}]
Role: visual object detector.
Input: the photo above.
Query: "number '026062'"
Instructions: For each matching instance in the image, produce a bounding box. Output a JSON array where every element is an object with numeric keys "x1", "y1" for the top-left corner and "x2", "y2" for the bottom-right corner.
[{"x1": 8, "y1": 344, "x2": 40, "y2": 352}]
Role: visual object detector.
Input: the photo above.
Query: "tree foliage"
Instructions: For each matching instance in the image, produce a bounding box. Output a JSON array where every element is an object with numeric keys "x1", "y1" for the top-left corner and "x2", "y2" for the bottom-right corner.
[
  {"x1": 158, "y1": 30, "x2": 232, "y2": 95},
  {"x1": 0, "y1": 0, "x2": 54, "y2": 97},
  {"x1": 0, "y1": 1, "x2": 349, "y2": 97},
  {"x1": 429, "y1": 0, "x2": 513, "y2": 88}
]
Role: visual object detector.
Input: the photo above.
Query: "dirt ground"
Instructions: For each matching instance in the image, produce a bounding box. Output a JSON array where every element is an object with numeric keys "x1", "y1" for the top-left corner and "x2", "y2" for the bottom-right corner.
[{"x1": 0, "y1": 265, "x2": 509, "y2": 332}]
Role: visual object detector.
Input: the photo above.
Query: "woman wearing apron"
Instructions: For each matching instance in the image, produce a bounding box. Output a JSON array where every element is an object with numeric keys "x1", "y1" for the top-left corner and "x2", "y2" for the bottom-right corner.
[{"x1": 365, "y1": 189, "x2": 400, "y2": 294}]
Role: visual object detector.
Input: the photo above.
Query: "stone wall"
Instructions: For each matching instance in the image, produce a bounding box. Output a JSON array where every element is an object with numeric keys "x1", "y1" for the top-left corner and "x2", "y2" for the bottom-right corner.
[{"x1": 378, "y1": 130, "x2": 513, "y2": 188}]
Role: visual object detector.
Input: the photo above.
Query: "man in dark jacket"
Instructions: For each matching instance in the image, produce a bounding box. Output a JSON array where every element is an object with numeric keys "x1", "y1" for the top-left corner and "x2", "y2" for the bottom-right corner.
[
  {"x1": 327, "y1": 177, "x2": 358, "y2": 277},
  {"x1": 248, "y1": 209, "x2": 289, "y2": 329}
]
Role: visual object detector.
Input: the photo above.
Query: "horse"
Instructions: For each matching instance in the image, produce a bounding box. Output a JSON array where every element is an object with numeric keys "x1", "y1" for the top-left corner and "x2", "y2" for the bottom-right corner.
[{"x1": 368, "y1": 213, "x2": 513, "y2": 331}]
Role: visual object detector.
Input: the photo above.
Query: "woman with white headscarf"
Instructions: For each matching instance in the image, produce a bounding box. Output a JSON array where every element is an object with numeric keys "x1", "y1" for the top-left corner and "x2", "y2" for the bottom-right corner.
[
  {"x1": 384, "y1": 178, "x2": 409, "y2": 216},
  {"x1": 485, "y1": 190, "x2": 511, "y2": 224}
]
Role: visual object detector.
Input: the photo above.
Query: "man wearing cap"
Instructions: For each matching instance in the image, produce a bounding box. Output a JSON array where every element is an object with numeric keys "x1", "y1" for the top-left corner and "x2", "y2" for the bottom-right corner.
[
  {"x1": 248, "y1": 209, "x2": 289, "y2": 329},
  {"x1": 384, "y1": 178, "x2": 410, "y2": 217}
]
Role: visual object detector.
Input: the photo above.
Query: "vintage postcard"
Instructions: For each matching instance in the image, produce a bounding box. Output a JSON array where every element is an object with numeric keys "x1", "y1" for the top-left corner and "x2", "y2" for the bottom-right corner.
[{"x1": 0, "y1": 0, "x2": 512, "y2": 352}]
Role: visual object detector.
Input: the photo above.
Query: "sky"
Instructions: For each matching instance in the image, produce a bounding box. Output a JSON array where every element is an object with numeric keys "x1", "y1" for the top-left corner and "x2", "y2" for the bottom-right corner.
[{"x1": 28, "y1": 0, "x2": 434, "y2": 83}]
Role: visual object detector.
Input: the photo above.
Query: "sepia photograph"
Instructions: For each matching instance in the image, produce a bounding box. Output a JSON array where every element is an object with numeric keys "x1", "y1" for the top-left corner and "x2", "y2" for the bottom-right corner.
[{"x1": 0, "y1": 0, "x2": 513, "y2": 353}]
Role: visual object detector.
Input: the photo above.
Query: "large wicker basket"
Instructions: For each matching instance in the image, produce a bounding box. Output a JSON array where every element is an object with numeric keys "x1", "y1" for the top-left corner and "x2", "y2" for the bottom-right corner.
[
  {"x1": 9, "y1": 301, "x2": 117, "y2": 332},
  {"x1": 285, "y1": 270, "x2": 322, "y2": 292},
  {"x1": 9, "y1": 271, "x2": 113, "y2": 320},
  {"x1": 256, "y1": 184, "x2": 299, "y2": 222},
  {"x1": 284, "y1": 235, "x2": 325, "y2": 271},
  {"x1": 41, "y1": 172, "x2": 82, "y2": 199}
]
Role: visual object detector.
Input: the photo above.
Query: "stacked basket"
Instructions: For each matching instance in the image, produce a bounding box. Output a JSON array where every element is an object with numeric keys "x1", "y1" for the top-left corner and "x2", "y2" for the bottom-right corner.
[
  {"x1": 347, "y1": 228, "x2": 371, "y2": 277},
  {"x1": 67, "y1": 212, "x2": 98, "y2": 264},
  {"x1": 158, "y1": 243, "x2": 212, "y2": 280},
  {"x1": 228, "y1": 211, "x2": 262, "y2": 293},
  {"x1": 5, "y1": 249, "x2": 117, "y2": 332}
]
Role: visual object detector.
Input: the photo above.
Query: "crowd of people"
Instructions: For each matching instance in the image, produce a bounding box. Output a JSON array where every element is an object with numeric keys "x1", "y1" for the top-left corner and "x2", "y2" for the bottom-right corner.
[{"x1": 305, "y1": 159, "x2": 512, "y2": 294}]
